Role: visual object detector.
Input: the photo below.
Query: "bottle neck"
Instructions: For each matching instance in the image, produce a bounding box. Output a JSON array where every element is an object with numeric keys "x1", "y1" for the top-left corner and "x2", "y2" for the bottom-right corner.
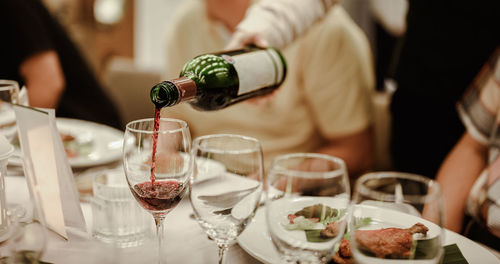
[
  {"x1": 170, "y1": 77, "x2": 197, "y2": 104},
  {"x1": 150, "y1": 77, "x2": 197, "y2": 108}
]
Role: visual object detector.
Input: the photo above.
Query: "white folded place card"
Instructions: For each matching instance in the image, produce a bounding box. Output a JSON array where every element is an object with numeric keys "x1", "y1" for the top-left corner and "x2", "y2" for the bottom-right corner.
[
  {"x1": 18, "y1": 86, "x2": 29, "y2": 106},
  {"x1": 13, "y1": 105, "x2": 87, "y2": 240}
]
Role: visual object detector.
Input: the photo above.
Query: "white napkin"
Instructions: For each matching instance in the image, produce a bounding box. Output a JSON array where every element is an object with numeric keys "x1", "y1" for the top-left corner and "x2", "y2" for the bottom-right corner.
[{"x1": 13, "y1": 105, "x2": 87, "y2": 240}]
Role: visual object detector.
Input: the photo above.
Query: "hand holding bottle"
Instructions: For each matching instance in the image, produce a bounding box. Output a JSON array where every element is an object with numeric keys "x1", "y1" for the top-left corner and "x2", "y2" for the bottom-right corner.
[{"x1": 225, "y1": 31, "x2": 269, "y2": 50}]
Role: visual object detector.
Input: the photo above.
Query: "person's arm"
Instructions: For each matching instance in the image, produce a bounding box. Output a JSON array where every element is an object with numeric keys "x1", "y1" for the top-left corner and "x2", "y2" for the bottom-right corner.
[
  {"x1": 316, "y1": 126, "x2": 374, "y2": 178},
  {"x1": 436, "y1": 132, "x2": 488, "y2": 232},
  {"x1": 19, "y1": 50, "x2": 65, "y2": 108},
  {"x1": 226, "y1": 0, "x2": 340, "y2": 49},
  {"x1": 1, "y1": 0, "x2": 66, "y2": 108}
]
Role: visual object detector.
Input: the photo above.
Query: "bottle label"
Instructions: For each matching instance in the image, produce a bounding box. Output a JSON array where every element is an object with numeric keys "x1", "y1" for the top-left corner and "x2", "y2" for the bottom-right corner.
[{"x1": 229, "y1": 49, "x2": 284, "y2": 96}]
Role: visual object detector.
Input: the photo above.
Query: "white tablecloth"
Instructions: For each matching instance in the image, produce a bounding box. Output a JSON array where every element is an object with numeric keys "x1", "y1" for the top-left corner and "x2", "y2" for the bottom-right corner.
[
  {"x1": 3, "y1": 175, "x2": 500, "y2": 264},
  {"x1": 3, "y1": 175, "x2": 260, "y2": 264}
]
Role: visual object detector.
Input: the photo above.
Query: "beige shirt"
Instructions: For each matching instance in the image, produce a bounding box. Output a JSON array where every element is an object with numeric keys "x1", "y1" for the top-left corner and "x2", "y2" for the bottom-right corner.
[{"x1": 163, "y1": 1, "x2": 375, "y2": 166}]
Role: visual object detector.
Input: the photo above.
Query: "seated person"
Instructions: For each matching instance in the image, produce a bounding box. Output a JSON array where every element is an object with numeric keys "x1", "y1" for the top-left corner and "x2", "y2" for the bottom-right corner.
[
  {"x1": 436, "y1": 48, "x2": 500, "y2": 250},
  {"x1": 163, "y1": 0, "x2": 375, "y2": 177},
  {"x1": 0, "y1": 0, "x2": 122, "y2": 129}
]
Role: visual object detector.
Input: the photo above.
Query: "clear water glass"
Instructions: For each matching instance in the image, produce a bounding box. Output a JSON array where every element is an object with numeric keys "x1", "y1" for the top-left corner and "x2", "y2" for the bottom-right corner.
[
  {"x1": 266, "y1": 153, "x2": 350, "y2": 264},
  {"x1": 189, "y1": 134, "x2": 263, "y2": 264},
  {"x1": 91, "y1": 168, "x2": 152, "y2": 247}
]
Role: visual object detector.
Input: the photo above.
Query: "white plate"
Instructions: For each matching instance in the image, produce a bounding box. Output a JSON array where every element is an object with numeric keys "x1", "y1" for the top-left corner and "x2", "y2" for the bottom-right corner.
[
  {"x1": 11, "y1": 118, "x2": 125, "y2": 168},
  {"x1": 237, "y1": 207, "x2": 500, "y2": 264}
]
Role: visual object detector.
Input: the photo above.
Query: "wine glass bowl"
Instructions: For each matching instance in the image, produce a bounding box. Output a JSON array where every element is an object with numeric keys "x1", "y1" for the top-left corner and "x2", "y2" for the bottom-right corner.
[
  {"x1": 349, "y1": 172, "x2": 444, "y2": 264},
  {"x1": 123, "y1": 118, "x2": 191, "y2": 264},
  {"x1": 265, "y1": 153, "x2": 350, "y2": 264},
  {"x1": 189, "y1": 134, "x2": 263, "y2": 263}
]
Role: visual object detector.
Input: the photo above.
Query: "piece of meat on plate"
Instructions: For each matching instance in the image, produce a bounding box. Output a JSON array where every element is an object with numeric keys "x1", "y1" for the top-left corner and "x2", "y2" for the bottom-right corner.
[
  {"x1": 355, "y1": 222, "x2": 428, "y2": 259},
  {"x1": 332, "y1": 238, "x2": 353, "y2": 264}
]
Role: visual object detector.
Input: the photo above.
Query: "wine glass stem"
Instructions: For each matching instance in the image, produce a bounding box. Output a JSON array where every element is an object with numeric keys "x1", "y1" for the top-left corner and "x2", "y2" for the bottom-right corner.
[
  {"x1": 218, "y1": 244, "x2": 228, "y2": 264},
  {"x1": 154, "y1": 216, "x2": 166, "y2": 264}
]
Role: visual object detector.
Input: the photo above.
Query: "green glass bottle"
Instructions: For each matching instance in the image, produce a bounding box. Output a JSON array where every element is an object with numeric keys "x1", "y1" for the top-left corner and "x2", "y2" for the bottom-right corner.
[{"x1": 150, "y1": 46, "x2": 287, "y2": 111}]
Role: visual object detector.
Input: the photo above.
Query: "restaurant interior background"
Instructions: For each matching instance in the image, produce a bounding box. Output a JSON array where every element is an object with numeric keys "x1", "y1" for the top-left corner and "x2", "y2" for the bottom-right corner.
[
  {"x1": 39, "y1": 0, "x2": 397, "y2": 170},
  {"x1": 40, "y1": 0, "x2": 389, "y2": 77},
  {"x1": 40, "y1": 0, "x2": 175, "y2": 125}
]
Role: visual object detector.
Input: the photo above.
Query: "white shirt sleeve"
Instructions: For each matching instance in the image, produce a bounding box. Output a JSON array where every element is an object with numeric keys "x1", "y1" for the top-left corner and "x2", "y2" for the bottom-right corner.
[{"x1": 236, "y1": 0, "x2": 340, "y2": 48}]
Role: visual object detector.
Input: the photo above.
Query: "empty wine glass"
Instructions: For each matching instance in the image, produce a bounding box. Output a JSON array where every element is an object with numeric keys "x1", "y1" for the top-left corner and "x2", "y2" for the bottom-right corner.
[
  {"x1": 349, "y1": 172, "x2": 444, "y2": 264},
  {"x1": 266, "y1": 153, "x2": 350, "y2": 264},
  {"x1": 189, "y1": 134, "x2": 263, "y2": 264},
  {"x1": 123, "y1": 118, "x2": 191, "y2": 264}
]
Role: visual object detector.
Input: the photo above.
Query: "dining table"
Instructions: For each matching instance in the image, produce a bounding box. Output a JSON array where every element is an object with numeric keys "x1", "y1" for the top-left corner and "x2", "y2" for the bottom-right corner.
[
  {"x1": 3, "y1": 168, "x2": 261, "y2": 264},
  {"x1": 1, "y1": 115, "x2": 500, "y2": 264},
  {"x1": 2, "y1": 168, "x2": 500, "y2": 264}
]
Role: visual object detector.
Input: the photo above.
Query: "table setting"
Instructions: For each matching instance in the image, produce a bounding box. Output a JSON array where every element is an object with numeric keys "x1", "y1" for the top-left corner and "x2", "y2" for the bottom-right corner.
[
  {"x1": 0, "y1": 108, "x2": 499, "y2": 264},
  {"x1": 7, "y1": 117, "x2": 125, "y2": 169}
]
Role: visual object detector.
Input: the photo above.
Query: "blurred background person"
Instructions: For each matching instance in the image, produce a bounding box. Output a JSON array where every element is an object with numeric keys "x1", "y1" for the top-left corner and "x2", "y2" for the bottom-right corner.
[
  {"x1": 227, "y1": 0, "x2": 499, "y2": 179},
  {"x1": 436, "y1": 49, "x2": 500, "y2": 251},
  {"x1": 162, "y1": 0, "x2": 375, "y2": 178},
  {"x1": 0, "y1": 0, "x2": 122, "y2": 129},
  {"x1": 390, "y1": 0, "x2": 500, "y2": 178}
]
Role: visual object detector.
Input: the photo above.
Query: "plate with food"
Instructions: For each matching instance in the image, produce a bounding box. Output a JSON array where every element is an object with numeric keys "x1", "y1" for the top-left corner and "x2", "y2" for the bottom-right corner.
[
  {"x1": 11, "y1": 118, "x2": 125, "y2": 168},
  {"x1": 237, "y1": 205, "x2": 500, "y2": 264}
]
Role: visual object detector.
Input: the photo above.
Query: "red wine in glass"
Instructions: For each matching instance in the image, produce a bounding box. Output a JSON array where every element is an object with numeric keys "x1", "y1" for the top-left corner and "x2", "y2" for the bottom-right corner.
[
  {"x1": 131, "y1": 181, "x2": 186, "y2": 212},
  {"x1": 150, "y1": 107, "x2": 161, "y2": 184}
]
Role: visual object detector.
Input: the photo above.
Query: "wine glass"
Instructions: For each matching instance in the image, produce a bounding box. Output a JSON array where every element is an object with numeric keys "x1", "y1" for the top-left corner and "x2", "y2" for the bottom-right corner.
[
  {"x1": 123, "y1": 118, "x2": 191, "y2": 264},
  {"x1": 189, "y1": 134, "x2": 263, "y2": 264},
  {"x1": 266, "y1": 153, "x2": 350, "y2": 264},
  {"x1": 349, "y1": 172, "x2": 444, "y2": 264}
]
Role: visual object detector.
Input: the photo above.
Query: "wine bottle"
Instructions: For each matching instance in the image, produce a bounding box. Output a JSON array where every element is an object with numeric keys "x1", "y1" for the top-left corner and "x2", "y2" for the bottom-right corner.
[{"x1": 150, "y1": 46, "x2": 286, "y2": 111}]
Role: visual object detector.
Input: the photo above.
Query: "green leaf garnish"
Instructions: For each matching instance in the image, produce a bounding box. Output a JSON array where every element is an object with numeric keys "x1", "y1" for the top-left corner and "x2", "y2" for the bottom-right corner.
[
  {"x1": 295, "y1": 204, "x2": 339, "y2": 222},
  {"x1": 305, "y1": 229, "x2": 335, "y2": 242},
  {"x1": 412, "y1": 236, "x2": 442, "y2": 260},
  {"x1": 354, "y1": 217, "x2": 372, "y2": 229},
  {"x1": 442, "y1": 244, "x2": 469, "y2": 264}
]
